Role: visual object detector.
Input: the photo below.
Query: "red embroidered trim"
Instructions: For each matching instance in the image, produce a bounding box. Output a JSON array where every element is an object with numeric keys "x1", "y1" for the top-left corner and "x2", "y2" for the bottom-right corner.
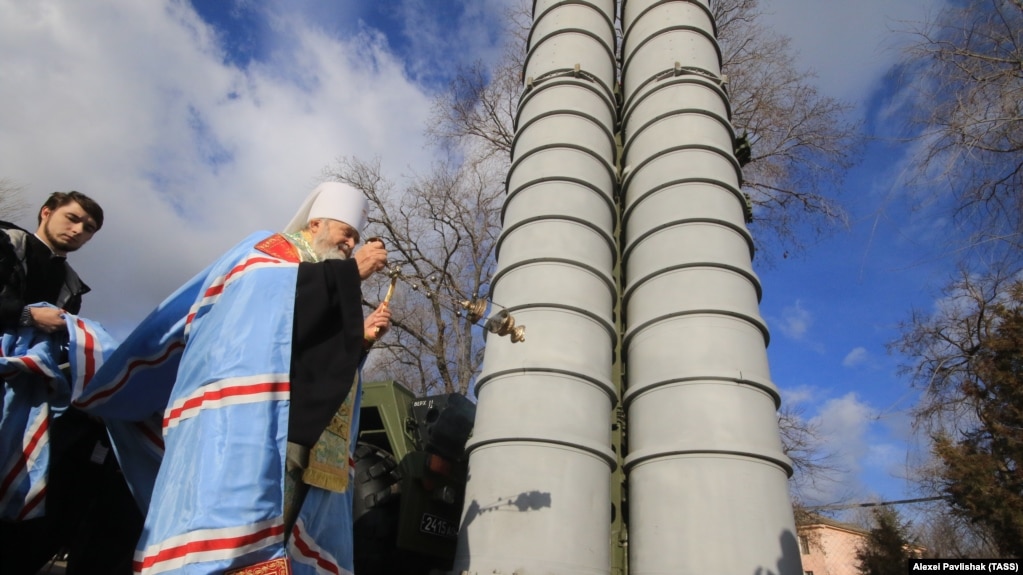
[
  {"x1": 254, "y1": 234, "x2": 301, "y2": 263},
  {"x1": 225, "y1": 556, "x2": 292, "y2": 575}
]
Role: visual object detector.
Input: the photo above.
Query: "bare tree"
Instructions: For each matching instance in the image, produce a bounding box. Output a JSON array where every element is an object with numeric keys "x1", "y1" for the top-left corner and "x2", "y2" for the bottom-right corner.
[
  {"x1": 912, "y1": 498, "x2": 1000, "y2": 558},
  {"x1": 324, "y1": 152, "x2": 504, "y2": 397},
  {"x1": 891, "y1": 268, "x2": 1023, "y2": 554},
  {"x1": 900, "y1": 0, "x2": 1023, "y2": 265},
  {"x1": 778, "y1": 402, "x2": 846, "y2": 501},
  {"x1": 931, "y1": 280, "x2": 1023, "y2": 556},
  {"x1": 425, "y1": 10, "x2": 522, "y2": 158},
  {"x1": 892, "y1": 267, "x2": 1019, "y2": 435}
]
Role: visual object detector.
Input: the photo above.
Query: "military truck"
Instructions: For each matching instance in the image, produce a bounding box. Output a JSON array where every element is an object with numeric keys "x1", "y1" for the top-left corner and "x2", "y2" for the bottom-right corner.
[{"x1": 352, "y1": 381, "x2": 476, "y2": 575}]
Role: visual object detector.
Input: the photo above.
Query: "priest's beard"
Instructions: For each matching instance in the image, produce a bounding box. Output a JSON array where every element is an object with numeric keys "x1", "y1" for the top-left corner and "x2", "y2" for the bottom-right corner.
[{"x1": 311, "y1": 227, "x2": 348, "y2": 261}]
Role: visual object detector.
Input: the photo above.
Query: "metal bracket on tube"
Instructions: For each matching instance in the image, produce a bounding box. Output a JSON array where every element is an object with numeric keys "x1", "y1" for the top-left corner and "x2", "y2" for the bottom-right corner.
[
  {"x1": 653, "y1": 62, "x2": 726, "y2": 87},
  {"x1": 523, "y1": 67, "x2": 600, "y2": 92}
]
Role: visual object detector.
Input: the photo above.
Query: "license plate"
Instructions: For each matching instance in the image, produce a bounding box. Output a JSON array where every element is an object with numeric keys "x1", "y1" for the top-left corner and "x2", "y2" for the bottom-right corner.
[{"x1": 419, "y1": 513, "x2": 458, "y2": 539}]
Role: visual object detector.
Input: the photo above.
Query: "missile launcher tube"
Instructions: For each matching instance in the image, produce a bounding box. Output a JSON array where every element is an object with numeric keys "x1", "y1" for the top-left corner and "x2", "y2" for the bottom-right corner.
[
  {"x1": 620, "y1": 0, "x2": 800, "y2": 573},
  {"x1": 452, "y1": 1, "x2": 801, "y2": 572},
  {"x1": 451, "y1": 1, "x2": 619, "y2": 574}
]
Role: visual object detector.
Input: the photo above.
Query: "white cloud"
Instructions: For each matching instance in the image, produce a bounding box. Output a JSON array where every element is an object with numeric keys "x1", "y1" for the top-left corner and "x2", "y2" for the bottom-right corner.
[
  {"x1": 816, "y1": 393, "x2": 872, "y2": 457},
  {"x1": 780, "y1": 384, "x2": 816, "y2": 407},
  {"x1": 793, "y1": 392, "x2": 920, "y2": 505},
  {"x1": 799, "y1": 392, "x2": 874, "y2": 504},
  {"x1": 0, "y1": 0, "x2": 448, "y2": 337},
  {"x1": 776, "y1": 300, "x2": 813, "y2": 340},
  {"x1": 759, "y1": 0, "x2": 950, "y2": 105},
  {"x1": 842, "y1": 346, "x2": 869, "y2": 367},
  {"x1": 391, "y1": 0, "x2": 515, "y2": 85}
]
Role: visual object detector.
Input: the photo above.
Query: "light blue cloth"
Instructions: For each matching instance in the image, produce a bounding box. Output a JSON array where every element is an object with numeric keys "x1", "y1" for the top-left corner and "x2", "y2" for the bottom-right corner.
[
  {"x1": 0, "y1": 312, "x2": 66, "y2": 521},
  {"x1": 3, "y1": 231, "x2": 360, "y2": 574}
]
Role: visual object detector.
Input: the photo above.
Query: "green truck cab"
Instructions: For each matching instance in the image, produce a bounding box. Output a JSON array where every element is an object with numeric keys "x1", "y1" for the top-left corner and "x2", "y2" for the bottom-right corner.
[{"x1": 353, "y1": 381, "x2": 475, "y2": 575}]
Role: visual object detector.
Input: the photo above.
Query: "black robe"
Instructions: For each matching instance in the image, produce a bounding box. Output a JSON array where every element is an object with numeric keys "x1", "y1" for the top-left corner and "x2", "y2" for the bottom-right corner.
[{"x1": 289, "y1": 256, "x2": 368, "y2": 447}]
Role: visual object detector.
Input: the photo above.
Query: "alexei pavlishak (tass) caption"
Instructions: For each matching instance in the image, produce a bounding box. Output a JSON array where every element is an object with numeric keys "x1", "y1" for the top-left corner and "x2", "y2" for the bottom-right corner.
[{"x1": 909, "y1": 559, "x2": 1020, "y2": 572}]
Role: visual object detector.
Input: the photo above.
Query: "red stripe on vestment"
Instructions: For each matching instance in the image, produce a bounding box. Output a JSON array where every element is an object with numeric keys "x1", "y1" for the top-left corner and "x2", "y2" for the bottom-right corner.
[
  {"x1": 203, "y1": 283, "x2": 225, "y2": 299},
  {"x1": 163, "y1": 382, "x2": 291, "y2": 428},
  {"x1": 186, "y1": 256, "x2": 290, "y2": 332},
  {"x1": 76, "y1": 318, "x2": 97, "y2": 385},
  {"x1": 290, "y1": 524, "x2": 341, "y2": 575},
  {"x1": 202, "y1": 256, "x2": 284, "y2": 301},
  {"x1": 134, "y1": 523, "x2": 286, "y2": 572},
  {"x1": 0, "y1": 414, "x2": 48, "y2": 501},
  {"x1": 18, "y1": 356, "x2": 45, "y2": 377},
  {"x1": 74, "y1": 341, "x2": 186, "y2": 408}
]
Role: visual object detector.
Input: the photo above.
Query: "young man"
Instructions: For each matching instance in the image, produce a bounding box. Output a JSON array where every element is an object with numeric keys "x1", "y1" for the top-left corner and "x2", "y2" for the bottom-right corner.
[
  {"x1": 1, "y1": 191, "x2": 140, "y2": 574},
  {"x1": 0, "y1": 191, "x2": 102, "y2": 332}
]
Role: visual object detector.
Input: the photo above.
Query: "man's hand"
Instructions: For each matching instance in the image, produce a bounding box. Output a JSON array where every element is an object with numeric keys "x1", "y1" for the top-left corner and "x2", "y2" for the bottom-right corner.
[
  {"x1": 354, "y1": 239, "x2": 388, "y2": 280},
  {"x1": 30, "y1": 307, "x2": 68, "y2": 334},
  {"x1": 364, "y1": 302, "x2": 392, "y2": 343}
]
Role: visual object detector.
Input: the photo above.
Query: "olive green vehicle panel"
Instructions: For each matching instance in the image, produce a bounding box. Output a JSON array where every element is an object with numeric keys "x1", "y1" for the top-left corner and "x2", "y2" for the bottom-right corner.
[
  {"x1": 359, "y1": 380, "x2": 418, "y2": 460},
  {"x1": 356, "y1": 380, "x2": 470, "y2": 564}
]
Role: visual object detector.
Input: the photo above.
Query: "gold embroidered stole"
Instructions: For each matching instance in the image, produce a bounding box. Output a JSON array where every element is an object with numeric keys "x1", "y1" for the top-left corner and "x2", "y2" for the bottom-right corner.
[{"x1": 301, "y1": 374, "x2": 358, "y2": 493}]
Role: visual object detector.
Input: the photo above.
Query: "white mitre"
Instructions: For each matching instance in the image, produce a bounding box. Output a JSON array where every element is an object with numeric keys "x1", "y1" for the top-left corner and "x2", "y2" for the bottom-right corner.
[{"x1": 284, "y1": 182, "x2": 369, "y2": 236}]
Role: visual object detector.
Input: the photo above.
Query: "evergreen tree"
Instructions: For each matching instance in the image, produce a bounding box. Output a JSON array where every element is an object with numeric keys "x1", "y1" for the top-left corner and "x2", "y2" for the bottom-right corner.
[
  {"x1": 895, "y1": 274, "x2": 1023, "y2": 553},
  {"x1": 933, "y1": 282, "x2": 1023, "y2": 557},
  {"x1": 855, "y1": 508, "x2": 912, "y2": 575}
]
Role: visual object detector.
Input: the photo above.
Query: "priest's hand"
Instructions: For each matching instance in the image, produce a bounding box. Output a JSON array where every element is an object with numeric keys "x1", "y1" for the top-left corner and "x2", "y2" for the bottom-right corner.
[
  {"x1": 354, "y1": 239, "x2": 387, "y2": 280},
  {"x1": 364, "y1": 302, "x2": 392, "y2": 344}
]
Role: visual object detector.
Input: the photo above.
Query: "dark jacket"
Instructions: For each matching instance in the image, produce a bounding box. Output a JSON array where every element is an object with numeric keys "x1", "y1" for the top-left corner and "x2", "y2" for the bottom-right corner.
[{"x1": 0, "y1": 221, "x2": 89, "y2": 328}]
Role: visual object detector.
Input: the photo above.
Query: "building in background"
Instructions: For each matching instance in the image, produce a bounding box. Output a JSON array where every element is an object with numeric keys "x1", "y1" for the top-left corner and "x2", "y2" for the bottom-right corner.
[{"x1": 797, "y1": 515, "x2": 924, "y2": 575}]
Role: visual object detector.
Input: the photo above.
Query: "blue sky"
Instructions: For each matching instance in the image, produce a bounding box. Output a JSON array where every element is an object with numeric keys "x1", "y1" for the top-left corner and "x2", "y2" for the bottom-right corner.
[
  {"x1": 0, "y1": 0, "x2": 957, "y2": 512},
  {"x1": 757, "y1": 0, "x2": 956, "y2": 510}
]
